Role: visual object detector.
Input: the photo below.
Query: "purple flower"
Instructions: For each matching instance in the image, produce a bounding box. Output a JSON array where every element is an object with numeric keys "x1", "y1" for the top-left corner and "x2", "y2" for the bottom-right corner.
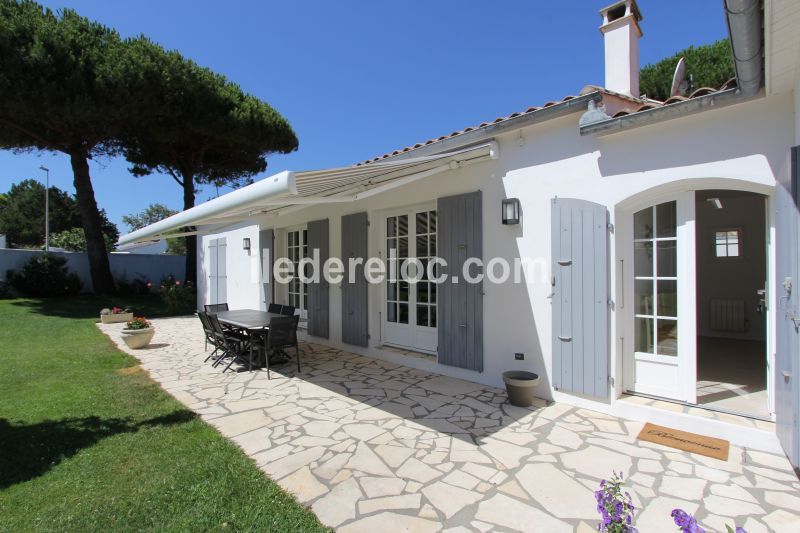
[{"x1": 671, "y1": 509, "x2": 705, "y2": 533}]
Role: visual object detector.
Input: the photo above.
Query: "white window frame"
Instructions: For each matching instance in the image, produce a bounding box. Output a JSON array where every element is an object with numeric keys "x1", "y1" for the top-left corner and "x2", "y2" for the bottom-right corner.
[
  {"x1": 713, "y1": 227, "x2": 742, "y2": 258},
  {"x1": 286, "y1": 225, "x2": 308, "y2": 319}
]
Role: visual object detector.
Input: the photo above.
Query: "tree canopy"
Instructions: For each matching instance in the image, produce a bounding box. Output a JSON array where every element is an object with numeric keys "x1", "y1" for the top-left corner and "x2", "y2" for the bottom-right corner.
[
  {"x1": 0, "y1": 179, "x2": 118, "y2": 249},
  {"x1": 119, "y1": 37, "x2": 299, "y2": 283},
  {"x1": 122, "y1": 203, "x2": 185, "y2": 255},
  {"x1": 0, "y1": 0, "x2": 133, "y2": 292},
  {"x1": 639, "y1": 39, "x2": 736, "y2": 102}
]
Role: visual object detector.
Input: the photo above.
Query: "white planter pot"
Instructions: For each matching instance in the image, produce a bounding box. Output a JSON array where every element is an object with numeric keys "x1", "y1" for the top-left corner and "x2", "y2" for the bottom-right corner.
[
  {"x1": 101, "y1": 312, "x2": 134, "y2": 324},
  {"x1": 121, "y1": 327, "x2": 155, "y2": 349}
]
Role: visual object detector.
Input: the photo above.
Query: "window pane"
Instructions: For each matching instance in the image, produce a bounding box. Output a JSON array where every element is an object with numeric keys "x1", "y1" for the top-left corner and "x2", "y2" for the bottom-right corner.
[
  {"x1": 417, "y1": 235, "x2": 429, "y2": 257},
  {"x1": 418, "y1": 282, "x2": 429, "y2": 303},
  {"x1": 417, "y1": 305, "x2": 428, "y2": 327},
  {"x1": 657, "y1": 241, "x2": 677, "y2": 277},
  {"x1": 430, "y1": 234, "x2": 436, "y2": 256},
  {"x1": 399, "y1": 281, "x2": 409, "y2": 302},
  {"x1": 716, "y1": 244, "x2": 728, "y2": 257},
  {"x1": 430, "y1": 283, "x2": 436, "y2": 304},
  {"x1": 429, "y1": 211, "x2": 437, "y2": 233},
  {"x1": 635, "y1": 317, "x2": 654, "y2": 353},
  {"x1": 387, "y1": 217, "x2": 396, "y2": 238},
  {"x1": 728, "y1": 243, "x2": 739, "y2": 256},
  {"x1": 387, "y1": 303, "x2": 397, "y2": 322},
  {"x1": 657, "y1": 319, "x2": 678, "y2": 356},
  {"x1": 398, "y1": 215, "x2": 408, "y2": 236},
  {"x1": 727, "y1": 230, "x2": 739, "y2": 243},
  {"x1": 398, "y1": 237, "x2": 408, "y2": 258},
  {"x1": 416, "y1": 211, "x2": 428, "y2": 235},
  {"x1": 634, "y1": 242, "x2": 653, "y2": 277},
  {"x1": 398, "y1": 303, "x2": 409, "y2": 324},
  {"x1": 656, "y1": 202, "x2": 676, "y2": 238},
  {"x1": 419, "y1": 259, "x2": 429, "y2": 281},
  {"x1": 634, "y1": 207, "x2": 653, "y2": 239},
  {"x1": 303, "y1": 294, "x2": 308, "y2": 310},
  {"x1": 657, "y1": 280, "x2": 678, "y2": 317},
  {"x1": 387, "y1": 282, "x2": 397, "y2": 301},
  {"x1": 430, "y1": 307, "x2": 437, "y2": 328},
  {"x1": 288, "y1": 232, "x2": 295, "y2": 246},
  {"x1": 302, "y1": 230, "x2": 308, "y2": 244},
  {"x1": 634, "y1": 280, "x2": 654, "y2": 315}
]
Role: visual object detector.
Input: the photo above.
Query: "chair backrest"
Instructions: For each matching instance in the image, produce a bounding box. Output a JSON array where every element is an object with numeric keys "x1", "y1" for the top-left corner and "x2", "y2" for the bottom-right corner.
[
  {"x1": 279, "y1": 304, "x2": 296, "y2": 316},
  {"x1": 204, "y1": 303, "x2": 229, "y2": 313},
  {"x1": 198, "y1": 311, "x2": 213, "y2": 334},
  {"x1": 207, "y1": 313, "x2": 230, "y2": 344},
  {"x1": 267, "y1": 303, "x2": 282, "y2": 314},
  {"x1": 267, "y1": 315, "x2": 299, "y2": 349}
]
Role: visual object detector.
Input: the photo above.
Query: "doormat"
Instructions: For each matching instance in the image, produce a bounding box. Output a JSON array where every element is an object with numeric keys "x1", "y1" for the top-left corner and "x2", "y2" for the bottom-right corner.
[{"x1": 637, "y1": 423, "x2": 730, "y2": 461}]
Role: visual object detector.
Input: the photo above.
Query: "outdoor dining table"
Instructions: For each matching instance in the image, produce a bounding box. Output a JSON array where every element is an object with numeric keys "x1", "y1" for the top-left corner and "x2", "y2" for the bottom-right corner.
[{"x1": 215, "y1": 310, "x2": 283, "y2": 371}]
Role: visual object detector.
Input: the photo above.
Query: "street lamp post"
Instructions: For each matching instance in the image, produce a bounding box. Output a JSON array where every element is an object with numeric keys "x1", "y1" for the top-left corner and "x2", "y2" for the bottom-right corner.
[{"x1": 39, "y1": 166, "x2": 50, "y2": 252}]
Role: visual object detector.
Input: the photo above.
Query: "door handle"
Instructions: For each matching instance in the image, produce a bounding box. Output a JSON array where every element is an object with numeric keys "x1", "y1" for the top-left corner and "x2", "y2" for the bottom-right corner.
[
  {"x1": 558, "y1": 336, "x2": 572, "y2": 342},
  {"x1": 459, "y1": 324, "x2": 467, "y2": 328},
  {"x1": 781, "y1": 370, "x2": 791, "y2": 382},
  {"x1": 557, "y1": 260, "x2": 572, "y2": 266}
]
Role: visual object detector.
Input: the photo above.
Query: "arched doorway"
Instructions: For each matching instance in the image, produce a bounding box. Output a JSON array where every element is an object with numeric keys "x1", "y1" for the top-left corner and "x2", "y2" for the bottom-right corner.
[{"x1": 620, "y1": 186, "x2": 771, "y2": 418}]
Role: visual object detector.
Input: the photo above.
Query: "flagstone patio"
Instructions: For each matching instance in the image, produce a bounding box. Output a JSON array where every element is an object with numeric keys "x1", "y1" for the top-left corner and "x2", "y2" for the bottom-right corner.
[{"x1": 99, "y1": 317, "x2": 800, "y2": 532}]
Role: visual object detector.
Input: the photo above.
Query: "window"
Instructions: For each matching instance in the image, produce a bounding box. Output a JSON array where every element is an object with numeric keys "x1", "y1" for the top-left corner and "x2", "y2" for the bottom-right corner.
[
  {"x1": 633, "y1": 201, "x2": 678, "y2": 357},
  {"x1": 287, "y1": 228, "x2": 308, "y2": 317},
  {"x1": 714, "y1": 229, "x2": 740, "y2": 257}
]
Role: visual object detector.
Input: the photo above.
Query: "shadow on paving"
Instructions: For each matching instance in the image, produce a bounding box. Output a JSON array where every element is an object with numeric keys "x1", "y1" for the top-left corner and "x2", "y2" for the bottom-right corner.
[
  {"x1": 0, "y1": 410, "x2": 196, "y2": 489},
  {"x1": 244, "y1": 343, "x2": 550, "y2": 446}
]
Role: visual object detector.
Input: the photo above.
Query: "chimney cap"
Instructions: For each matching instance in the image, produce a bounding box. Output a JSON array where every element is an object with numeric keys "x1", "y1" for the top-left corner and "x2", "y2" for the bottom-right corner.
[{"x1": 599, "y1": 0, "x2": 642, "y2": 25}]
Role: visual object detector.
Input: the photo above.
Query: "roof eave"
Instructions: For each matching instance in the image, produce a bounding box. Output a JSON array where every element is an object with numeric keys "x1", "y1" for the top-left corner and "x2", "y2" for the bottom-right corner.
[
  {"x1": 369, "y1": 92, "x2": 604, "y2": 164},
  {"x1": 578, "y1": 88, "x2": 760, "y2": 136}
]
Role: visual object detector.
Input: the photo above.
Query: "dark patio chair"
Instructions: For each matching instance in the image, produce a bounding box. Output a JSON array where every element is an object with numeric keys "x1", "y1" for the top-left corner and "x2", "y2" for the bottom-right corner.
[
  {"x1": 204, "y1": 303, "x2": 229, "y2": 313},
  {"x1": 268, "y1": 303, "x2": 282, "y2": 314},
  {"x1": 207, "y1": 313, "x2": 249, "y2": 372},
  {"x1": 197, "y1": 311, "x2": 218, "y2": 360},
  {"x1": 279, "y1": 304, "x2": 296, "y2": 316},
  {"x1": 251, "y1": 315, "x2": 300, "y2": 379}
]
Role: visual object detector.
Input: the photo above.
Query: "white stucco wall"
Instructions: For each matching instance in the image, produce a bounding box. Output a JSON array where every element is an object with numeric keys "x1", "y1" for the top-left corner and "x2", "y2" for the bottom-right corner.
[{"x1": 197, "y1": 92, "x2": 794, "y2": 412}]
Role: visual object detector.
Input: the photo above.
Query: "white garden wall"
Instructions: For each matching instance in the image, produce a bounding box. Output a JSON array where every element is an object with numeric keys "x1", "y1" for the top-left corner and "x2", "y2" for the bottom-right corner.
[{"x1": 0, "y1": 248, "x2": 185, "y2": 292}]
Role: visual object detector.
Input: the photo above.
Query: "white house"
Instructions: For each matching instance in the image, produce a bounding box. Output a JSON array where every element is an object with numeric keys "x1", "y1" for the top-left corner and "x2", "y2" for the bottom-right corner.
[{"x1": 120, "y1": 0, "x2": 800, "y2": 467}]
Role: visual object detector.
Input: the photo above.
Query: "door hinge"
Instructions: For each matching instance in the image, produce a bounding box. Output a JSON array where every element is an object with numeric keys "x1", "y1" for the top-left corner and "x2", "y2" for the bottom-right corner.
[
  {"x1": 607, "y1": 222, "x2": 614, "y2": 232},
  {"x1": 366, "y1": 220, "x2": 370, "y2": 227},
  {"x1": 367, "y1": 334, "x2": 371, "y2": 340},
  {"x1": 608, "y1": 376, "x2": 615, "y2": 387}
]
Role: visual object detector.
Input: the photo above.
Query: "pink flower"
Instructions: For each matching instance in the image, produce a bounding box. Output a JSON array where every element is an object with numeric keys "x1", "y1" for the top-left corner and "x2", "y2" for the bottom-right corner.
[
  {"x1": 175, "y1": 280, "x2": 181, "y2": 286},
  {"x1": 146, "y1": 282, "x2": 152, "y2": 288}
]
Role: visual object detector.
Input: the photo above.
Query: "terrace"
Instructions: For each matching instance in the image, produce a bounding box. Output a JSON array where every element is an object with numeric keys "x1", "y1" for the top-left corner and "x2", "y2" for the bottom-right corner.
[{"x1": 100, "y1": 316, "x2": 800, "y2": 532}]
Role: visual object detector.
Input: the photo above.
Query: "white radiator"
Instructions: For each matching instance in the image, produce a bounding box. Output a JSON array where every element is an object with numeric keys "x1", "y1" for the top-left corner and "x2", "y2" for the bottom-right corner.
[{"x1": 709, "y1": 298, "x2": 747, "y2": 332}]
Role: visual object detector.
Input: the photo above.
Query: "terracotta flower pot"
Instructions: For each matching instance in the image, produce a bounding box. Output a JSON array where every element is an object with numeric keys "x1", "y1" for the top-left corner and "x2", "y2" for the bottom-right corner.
[
  {"x1": 503, "y1": 371, "x2": 540, "y2": 407},
  {"x1": 101, "y1": 312, "x2": 133, "y2": 324},
  {"x1": 121, "y1": 327, "x2": 155, "y2": 349}
]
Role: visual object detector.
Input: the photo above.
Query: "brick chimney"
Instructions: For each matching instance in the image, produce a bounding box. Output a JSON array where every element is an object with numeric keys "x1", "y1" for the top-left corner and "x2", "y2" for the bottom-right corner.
[{"x1": 599, "y1": 0, "x2": 643, "y2": 98}]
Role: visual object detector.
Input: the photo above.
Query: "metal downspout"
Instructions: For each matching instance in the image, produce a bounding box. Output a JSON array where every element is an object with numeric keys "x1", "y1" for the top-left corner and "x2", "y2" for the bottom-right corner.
[{"x1": 724, "y1": 0, "x2": 763, "y2": 97}]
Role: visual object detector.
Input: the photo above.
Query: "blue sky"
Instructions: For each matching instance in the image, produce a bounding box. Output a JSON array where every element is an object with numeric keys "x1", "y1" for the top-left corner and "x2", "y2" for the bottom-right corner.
[{"x1": 0, "y1": 1, "x2": 729, "y2": 233}]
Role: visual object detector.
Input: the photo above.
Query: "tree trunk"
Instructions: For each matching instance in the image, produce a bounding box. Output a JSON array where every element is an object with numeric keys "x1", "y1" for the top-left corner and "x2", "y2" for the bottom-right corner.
[
  {"x1": 69, "y1": 151, "x2": 115, "y2": 294},
  {"x1": 182, "y1": 174, "x2": 197, "y2": 286}
]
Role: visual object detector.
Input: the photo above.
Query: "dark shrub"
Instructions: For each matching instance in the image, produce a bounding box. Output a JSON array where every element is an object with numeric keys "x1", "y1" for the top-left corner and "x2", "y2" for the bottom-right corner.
[{"x1": 7, "y1": 254, "x2": 83, "y2": 297}]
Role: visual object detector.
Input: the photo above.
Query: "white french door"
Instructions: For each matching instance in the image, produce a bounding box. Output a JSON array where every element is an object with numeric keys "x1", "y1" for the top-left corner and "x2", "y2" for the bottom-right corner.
[
  {"x1": 383, "y1": 206, "x2": 438, "y2": 354},
  {"x1": 287, "y1": 227, "x2": 308, "y2": 319},
  {"x1": 624, "y1": 193, "x2": 696, "y2": 402}
]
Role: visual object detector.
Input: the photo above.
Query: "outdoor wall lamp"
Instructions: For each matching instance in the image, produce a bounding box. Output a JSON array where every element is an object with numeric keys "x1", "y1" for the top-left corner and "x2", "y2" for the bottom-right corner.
[
  {"x1": 502, "y1": 198, "x2": 521, "y2": 225},
  {"x1": 242, "y1": 237, "x2": 251, "y2": 253}
]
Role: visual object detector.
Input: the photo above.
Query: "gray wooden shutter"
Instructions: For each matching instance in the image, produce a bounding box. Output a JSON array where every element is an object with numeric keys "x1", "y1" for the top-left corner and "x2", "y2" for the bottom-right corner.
[
  {"x1": 208, "y1": 239, "x2": 218, "y2": 304},
  {"x1": 551, "y1": 198, "x2": 609, "y2": 398},
  {"x1": 775, "y1": 146, "x2": 800, "y2": 467},
  {"x1": 259, "y1": 229, "x2": 274, "y2": 309},
  {"x1": 307, "y1": 219, "x2": 329, "y2": 338},
  {"x1": 437, "y1": 191, "x2": 483, "y2": 372},
  {"x1": 341, "y1": 212, "x2": 369, "y2": 346},
  {"x1": 217, "y1": 238, "x2": 227, "y2": 304}
]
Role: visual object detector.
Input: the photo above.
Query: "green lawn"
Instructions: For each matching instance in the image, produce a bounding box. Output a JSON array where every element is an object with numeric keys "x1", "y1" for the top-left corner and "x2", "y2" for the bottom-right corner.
[{"x1": 0, "y1": 296, "x2": 328, "y2": 532}]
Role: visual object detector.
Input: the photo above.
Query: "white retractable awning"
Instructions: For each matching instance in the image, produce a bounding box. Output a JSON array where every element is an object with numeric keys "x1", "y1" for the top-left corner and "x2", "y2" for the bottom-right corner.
[{"x1": 118, "y1": 141, "x2": 498, "y2": 246}]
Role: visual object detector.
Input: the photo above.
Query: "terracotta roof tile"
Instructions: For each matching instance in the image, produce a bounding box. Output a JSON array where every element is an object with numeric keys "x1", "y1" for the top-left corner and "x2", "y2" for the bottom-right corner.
[{"x1": 357, "y1": 79, "x2": 738, "y2": 165}]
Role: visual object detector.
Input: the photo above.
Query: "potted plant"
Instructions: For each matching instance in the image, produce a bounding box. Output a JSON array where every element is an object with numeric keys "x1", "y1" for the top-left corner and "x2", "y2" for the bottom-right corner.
[
  {"x1": 100, "y1": 306, "x2": 133, "y2": 324},
  {"x1": 502, "y1": 370, "x2": 540, "y2": 407},
  {"x1": 121, "y1": 316, "x2": 155, "y2": 349}
]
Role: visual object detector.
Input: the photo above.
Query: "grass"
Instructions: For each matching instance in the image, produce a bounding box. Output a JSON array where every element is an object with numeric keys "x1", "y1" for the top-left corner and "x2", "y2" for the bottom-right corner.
[{"x1": 0, "y1": 295, "x2": 328, "y2": 532}]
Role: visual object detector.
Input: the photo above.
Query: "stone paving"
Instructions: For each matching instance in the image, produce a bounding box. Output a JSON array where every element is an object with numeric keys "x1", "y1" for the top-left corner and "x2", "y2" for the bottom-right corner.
[{"x1": 99, "y1": 317, "x2": 800, "y2": 532}]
